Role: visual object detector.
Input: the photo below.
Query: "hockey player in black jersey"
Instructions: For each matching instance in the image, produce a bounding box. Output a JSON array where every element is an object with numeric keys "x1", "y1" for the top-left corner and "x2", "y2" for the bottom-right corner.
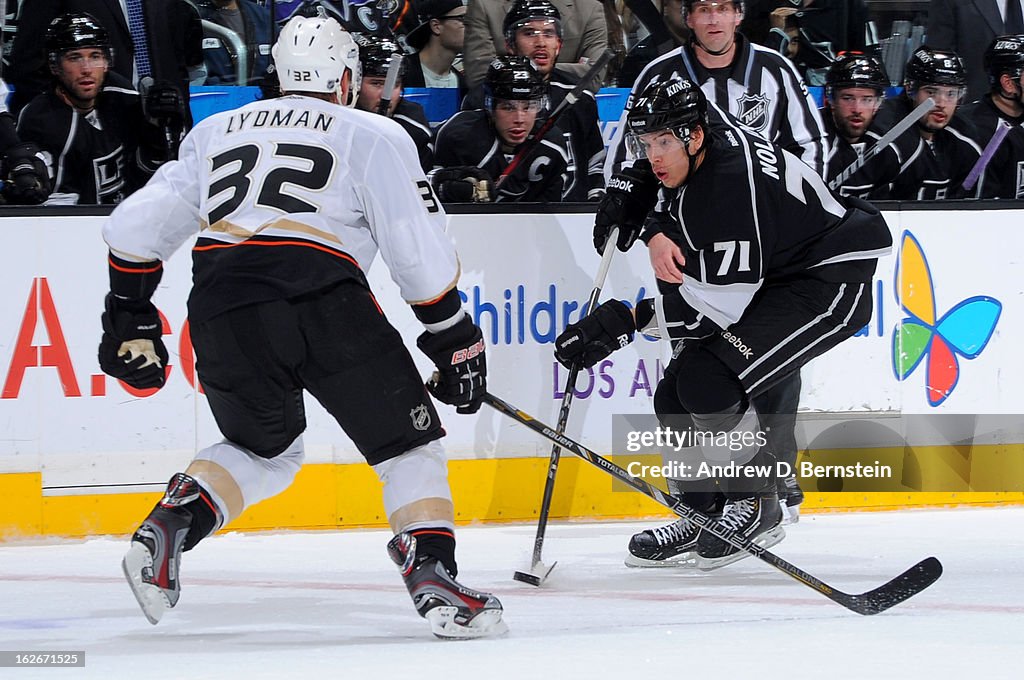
[
  {"x1": 104, "y1": 16, "x2": 505, "y2": 639},
  {"x1": 458, "y1": 0, "x2": 605, "y2": 201},
  {"x1": 557, "y1": 79, "x2": 891, "y2": 569},
  {"x1": 822, "y1": 53, "x2": 898, "y2": 198},
  {"x1": 432, "y1": 56, "x2": 569, "y2": 202},
  {"x1": 961, "y1": 35, "x2": 1024, "y2": 199},
  {"x1": 866, "y1": 47, "x2": 983, "y2": 200},
  {"x1": 352, "y1": 32, "x2": 435, "y2": 173},
  {"x1": 15, "y1": 13, "x2": 185, "y2": 205}
]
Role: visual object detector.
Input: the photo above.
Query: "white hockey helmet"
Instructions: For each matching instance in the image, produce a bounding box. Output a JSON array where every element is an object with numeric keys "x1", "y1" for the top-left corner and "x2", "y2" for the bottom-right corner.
[{"x1": 272, "y1": 15, "x2": 362, "y2": 107}]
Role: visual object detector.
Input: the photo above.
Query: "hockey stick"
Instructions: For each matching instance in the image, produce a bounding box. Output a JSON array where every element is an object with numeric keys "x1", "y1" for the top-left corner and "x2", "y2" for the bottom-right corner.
[
  {"x1": 962, "y1": 120, "x2": 1010, "y2": 192},
  {"x1": 376, "y1": 54, "x2": 403, "y2": 116},
  {"x1": 513, "y1": 227, "x2": 619, "y2": 587},
  {"x1": 623, "y1": 0, "x2": 673, "y2": 51},
  {"x1": 485, "y1": 392, "x2": 943, "y2": 615},
  {"x1": 494, "y1": 49, "x2": 615, "y2": 190},
  {"x1": 829, "y1": 97, "x2": 935, "y2": 190}
]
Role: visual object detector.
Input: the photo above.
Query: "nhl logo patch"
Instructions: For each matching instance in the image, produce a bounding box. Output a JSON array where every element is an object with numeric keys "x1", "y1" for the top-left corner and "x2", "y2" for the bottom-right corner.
[
  {"x1": 410, "y1": 404, "x2": 431, "y2": 431},
  {"x1": 736, "y1": 93, "x2": 771, "y2": 132}
]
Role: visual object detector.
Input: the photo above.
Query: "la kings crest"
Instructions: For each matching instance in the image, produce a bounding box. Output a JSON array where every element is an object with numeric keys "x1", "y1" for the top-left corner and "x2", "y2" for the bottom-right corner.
[{"x1": 736, "y1": 93, "x2": 771, "y2": 132}]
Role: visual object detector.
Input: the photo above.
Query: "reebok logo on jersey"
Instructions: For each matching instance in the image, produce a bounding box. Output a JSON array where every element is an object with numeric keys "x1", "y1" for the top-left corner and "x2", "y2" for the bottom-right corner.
[
  {"x1": 608, "y1": 177, "x2": 635, "y2": 193},
  {"x1": 722, "y1": 331, "x2": 754, "y2": 359}
]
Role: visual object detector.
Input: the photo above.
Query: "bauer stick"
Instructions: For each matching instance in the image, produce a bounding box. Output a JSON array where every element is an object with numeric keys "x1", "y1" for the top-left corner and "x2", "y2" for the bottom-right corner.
[
  {"x1": 962, "y1": 120, "x2": 1010, "y2": 192},
  {"x1": 376, "y1": 54, "x2": 404, "y2": 116},
  {"x1": 486, "y1": 392, "x2": 943, "y2": 615},
  {"x1": 829, "y1": 97, "x2": 935, "y2": 190},
  {"x1": 513, "y1": 227, "x2": 619, "y2": 587},
  {"x1": 494, "y1": 49, "x2": 615, "y2": 190}
]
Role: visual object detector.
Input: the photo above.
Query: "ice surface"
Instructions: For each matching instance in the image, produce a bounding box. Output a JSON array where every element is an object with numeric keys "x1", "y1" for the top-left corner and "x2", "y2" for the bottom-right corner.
[{"x1": 1, "y1": 508, "x2": 1021, "y2": 679}]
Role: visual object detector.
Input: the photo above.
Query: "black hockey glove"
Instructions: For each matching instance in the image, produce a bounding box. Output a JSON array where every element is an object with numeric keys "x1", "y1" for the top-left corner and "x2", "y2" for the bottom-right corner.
[
  {"x1": 1, "y1": 142, "x2": 51, "y2": 205},
  {"x1": 554, "y1": 300, "x2": 636, "y2": 369},
  {"x1": 418, "y1": 316, "x2": 487, "y2": 414},
  {"x1": 99, "y1": 294, "x2": 169, "y2": 390},
  {"x1": 142, "y1": 79, "x2": 186, "y2": 127},
  {"x1": 593, "y1": 160, "x2": 661, "y2": 253},
  {"x1": 431, "y1": 166, "x2": 494, "y2": 203}
]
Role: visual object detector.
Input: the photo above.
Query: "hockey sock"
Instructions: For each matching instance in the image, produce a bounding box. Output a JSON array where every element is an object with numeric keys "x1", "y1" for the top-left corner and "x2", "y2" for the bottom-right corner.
[{"x1": 409, "y1": 527, "x2": 458, "y2": 577}]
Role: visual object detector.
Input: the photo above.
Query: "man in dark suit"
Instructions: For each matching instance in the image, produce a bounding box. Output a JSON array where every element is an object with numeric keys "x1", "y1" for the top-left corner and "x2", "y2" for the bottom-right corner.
[
  {"x1": 8, "y1": 0, "x2": 204, "y2": 123},
  {"x1": 928, "y1": 0, "x2": 1024, "y2": 102}
]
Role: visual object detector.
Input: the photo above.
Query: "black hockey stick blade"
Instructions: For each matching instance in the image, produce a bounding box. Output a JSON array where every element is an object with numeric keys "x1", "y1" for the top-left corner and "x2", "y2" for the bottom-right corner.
[
  {"x1": 837, "y1": 556, "x2": 943, "y2": 616},
  {"x1": 484, "y1": 392, "x2": 944, "y2": 615},
  {"x1": 513, "y1": 560, "x2": 558, "y2": 587}
]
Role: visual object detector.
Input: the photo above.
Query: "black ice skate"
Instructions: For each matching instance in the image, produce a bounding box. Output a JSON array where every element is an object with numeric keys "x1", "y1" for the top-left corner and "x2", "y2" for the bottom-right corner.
[
  {"x1": 778, "y1": 474, "x2": 805, "y2": 525},
  {"x1": 696, "y1": 495, "x2": 785, "y2": 571},
  {"x1": 387, "y1": 532, "x2": 507, "y2": 639},
  {"x1": 625, "y1": 517, "x2": 701, "y2": 568},
  {"x1": 122, "y1": 473, "x2": 213, "y2": 625}
]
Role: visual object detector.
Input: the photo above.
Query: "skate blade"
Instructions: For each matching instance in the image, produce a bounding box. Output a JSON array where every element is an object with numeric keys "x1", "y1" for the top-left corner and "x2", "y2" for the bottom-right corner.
[
  {"x1": 696, "y1": 526, "x2": 786, "y2": 571},
  {"x1": 122, "y1": 543, "x2": 169, "y2": 625},
  {"x1": 513, "y1": 560, "x2": 557, "y2": 586},
  {"x1": 426, "y1": 607, "x2": 509, "y2": 640},
  {"x1": 624, "y1": 551, "x2": 698, "y2": 568}
]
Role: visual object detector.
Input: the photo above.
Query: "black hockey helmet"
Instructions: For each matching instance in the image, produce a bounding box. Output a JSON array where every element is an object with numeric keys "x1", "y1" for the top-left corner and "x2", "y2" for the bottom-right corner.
[
  {"x1": 904, "y1": 46, "x2": 967, "y2": 89},
  {"x1": 626, "y1": 77, "x2": 707, "y2": 139},
  {"x1": 502, "y1": 0, "x2": 562, "y2": 45},
  {"x1": 352, "y1": 32, "x2": 406, "y2": 78},
  {"x1": 484, "y1": 56, "x2": 547, "y2": 107},
  {"x1": 983, "y1": 35, "x2": 1024, "y2": 90},
  {"x1": 46, "y1": 12, "x2": 111, "y2": 67},
  {"x1": 826, "y1": 52, "x2": 889, "y2": 96}
]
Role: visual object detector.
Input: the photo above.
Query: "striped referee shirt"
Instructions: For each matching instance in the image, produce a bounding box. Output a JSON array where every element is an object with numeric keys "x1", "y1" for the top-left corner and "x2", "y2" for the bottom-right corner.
[{"x1": 605, "y1": 33, "x2": 828, "y2": 181}]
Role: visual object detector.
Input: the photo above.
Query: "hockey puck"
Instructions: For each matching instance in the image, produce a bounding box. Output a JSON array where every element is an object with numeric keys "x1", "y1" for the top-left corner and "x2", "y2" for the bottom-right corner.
[{"x1": 512, "y1": 570, "x2": 543, "y2": 587}]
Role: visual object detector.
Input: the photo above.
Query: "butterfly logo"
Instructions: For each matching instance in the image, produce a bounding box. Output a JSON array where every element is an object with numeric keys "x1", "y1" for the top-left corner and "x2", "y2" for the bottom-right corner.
[{"x1": 892, "y1": 232, "x2": 1001, "y2": 406}]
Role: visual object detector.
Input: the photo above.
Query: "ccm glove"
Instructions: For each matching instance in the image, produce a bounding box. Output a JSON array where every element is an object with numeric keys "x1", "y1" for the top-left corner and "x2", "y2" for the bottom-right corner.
[
  {"x1": 554, "y1": 300, "x2": 636, "y2": 369},
  {"x1": 98, "y1": 294, "x2": 168, "y2": 390},
  {"x1": 2, "y1": 142, "x2": 51, "y2": 205},
  {"x1": 417, "y1": 315, "x2": 487, "y2": 414},
  {"x1": 593, "y1": 160, "x2": 661, "y2": 253},
  {"x1": 431, "y1": 166, "x2": 494, "y2": 203}
]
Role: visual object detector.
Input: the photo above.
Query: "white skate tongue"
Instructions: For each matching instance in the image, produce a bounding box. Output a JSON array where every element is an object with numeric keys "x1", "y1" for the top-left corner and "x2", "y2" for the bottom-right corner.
[
  {"x1": 425, "y1": 607, "x2": 508, "y2": 640},
  {"x1": 122, "y1": 543, "x2": 169, "y2": 625}
]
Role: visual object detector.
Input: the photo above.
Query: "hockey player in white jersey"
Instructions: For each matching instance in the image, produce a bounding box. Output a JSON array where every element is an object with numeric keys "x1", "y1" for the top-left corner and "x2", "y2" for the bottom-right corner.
[{"x1": 100, "y1": 15, "x2": 505, "y2": 639}]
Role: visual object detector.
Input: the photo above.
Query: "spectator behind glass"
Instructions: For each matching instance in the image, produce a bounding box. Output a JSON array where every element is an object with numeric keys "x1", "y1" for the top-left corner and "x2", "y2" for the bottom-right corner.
[
  {"x1": 403, "y1": 0, "x2": 469, "y2": 99},
  {"x1": 960, "y1": 35, "x2": 1024, "y2": 198},
  {"x1": 865, "y1": 46, "x2": 983, "y2": 200},
  {"x1": 462, "y1": 0, "x2": 607, "y2": 89},
  {"x1": 618, "y1": 0, "x2": 690, "y2": 88},
  {"x1": 16, "y1": 13, "x2": 186, "y2": 205},
  {"x1": 353, "y1": 32, "x2": 435, "y2": 173},
  {"x1": 432, "y1": 56, "x2": 569, "y2": 202},
  {"x1": 463, "y1": 0, "x2": 605, "y2": 200},
  {"x1": 197, "y1": 0, "x2": 274, "y2": 87},
  {"x1": 929, "y1": 0, "x2": 1024, "y2": 103},
  {"x1": 7, "y1": 0, "x2": 204, "y2": 124},
  {"x1": 745, "y1": 0, "x2": 868, "y2": 78}
]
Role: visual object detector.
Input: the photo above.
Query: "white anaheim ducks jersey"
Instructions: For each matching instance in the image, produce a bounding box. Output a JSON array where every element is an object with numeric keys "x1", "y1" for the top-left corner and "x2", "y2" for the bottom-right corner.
[{"x1": 103, "y1": 95, "x2": 455, "y2": 323}]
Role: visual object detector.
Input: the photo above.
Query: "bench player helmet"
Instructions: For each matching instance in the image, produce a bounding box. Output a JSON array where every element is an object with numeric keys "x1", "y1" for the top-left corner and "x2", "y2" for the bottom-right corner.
[
  {"x1": 983, "y1": 35, "x2": 1024, "y2": 91},
  {"x1": 625, "y1": 77, "x2": 708, "y2": 159},
  {"x1": 904, "y1": 46, "x2": 967, "y2": 94},
  {"x1": 46, "y1": 13, "x2": 112, "y2": 68},
  {"x1": 502, "y1": 0, "x2": 562, "y2": 45},
  {"x1": 483, "y1": 56, "x2": 547, "y2": 110},
  {"x1": 826, "y1": 52, "x2": 889, "y2": 99},
  {"x1": 272, "y1": 15, "x2": 362, "y2": 107},
  {"x1": 353, "y1": 32, "x2": 406, "y2": 78}
]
